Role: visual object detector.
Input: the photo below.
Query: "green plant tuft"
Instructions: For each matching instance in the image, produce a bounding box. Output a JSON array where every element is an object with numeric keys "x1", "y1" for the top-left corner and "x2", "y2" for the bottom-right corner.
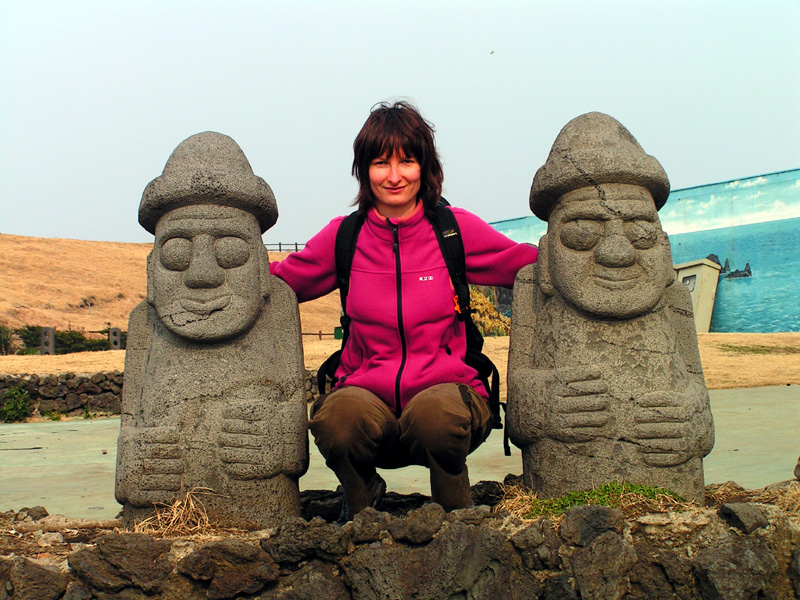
[
  {"x1": 518, "y1": 482, "x2": 684, "y2": 520},
  {"x1": 1, "y1": 387, "x2": 33, "y2": 423},
  {"x1": 0, "y1": 323, "x2": 16, "y2": 355},
  {"x1": 43, "y1": 410, "x2": 63, "y2": 421},
  {"x1": 14, "y1": 325, "x2": 42, "y2": 353}
]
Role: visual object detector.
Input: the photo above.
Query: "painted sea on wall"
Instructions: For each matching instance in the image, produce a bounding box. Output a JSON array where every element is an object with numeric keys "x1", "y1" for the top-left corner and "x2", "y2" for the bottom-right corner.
[
  {"x1": 491, "y1": 168, "x2": 800, "y2": 333},
  {"x1": 662, "y1": 169, "x2": 800, "y2": 333},
  {"x1": 669, "y1": 216, "x2": 800, "y2": 332}
]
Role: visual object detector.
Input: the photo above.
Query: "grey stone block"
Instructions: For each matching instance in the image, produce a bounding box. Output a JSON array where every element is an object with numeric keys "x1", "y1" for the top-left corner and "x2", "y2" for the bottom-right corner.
[
  {"x1": 718, "y1": 502, "x2": 769, "y2": 533},
  {"x1": 560, "y1": 505, "x2": 624, "y2": 547},
  {"x1": 67, "y1": 533, "x2": 172, "y2": 595},
  {"x1": 177, "y1": 539, "x2": 278, "y2": 600},
  {"x1": 388, "y1": 502, "x2": 446, "y2": 544},
  {"x1": 341, "y1": 520, "x2": 542, "y2": 599},
  {"x1": 0, "y1": 555, "x2": 68, "y2": 600}
]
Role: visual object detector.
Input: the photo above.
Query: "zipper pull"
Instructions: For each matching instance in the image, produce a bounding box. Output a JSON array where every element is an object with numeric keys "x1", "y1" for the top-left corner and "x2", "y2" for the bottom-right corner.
[{"x1": 391, "y1": 223, "x2": 400, "y2": 254}]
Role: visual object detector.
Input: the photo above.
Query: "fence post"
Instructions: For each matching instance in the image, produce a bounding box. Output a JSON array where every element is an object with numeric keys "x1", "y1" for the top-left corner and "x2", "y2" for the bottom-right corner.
[
  {"x1": 40, "y1": 327, "x2": 55, "y2": 355},
  {"x1": 109, "y1": 327, "x2": 122, "y2": 350}
]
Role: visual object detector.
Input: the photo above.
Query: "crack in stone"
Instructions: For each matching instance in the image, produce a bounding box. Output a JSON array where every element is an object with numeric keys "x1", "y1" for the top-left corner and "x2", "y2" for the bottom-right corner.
[
  {"x1": 592, "y1": 334, "x2": 672, "y2": 357},
  {"x1": 559, "y1": 148, "x2": 607, "y2": 204},
  {"x1": 167, "y1": 305, "x2": 226, "y2": 327}
]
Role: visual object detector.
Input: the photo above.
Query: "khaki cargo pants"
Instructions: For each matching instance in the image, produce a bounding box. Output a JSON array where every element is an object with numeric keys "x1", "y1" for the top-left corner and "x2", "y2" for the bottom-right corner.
[{"x1": 309, "y1": 383, "x2": 492, "y2": 519}]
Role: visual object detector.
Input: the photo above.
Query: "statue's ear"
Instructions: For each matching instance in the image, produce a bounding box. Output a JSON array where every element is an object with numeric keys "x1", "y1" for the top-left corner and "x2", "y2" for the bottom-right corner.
[
  {"x1": 537, "y1": 234, "x2": 555, "y2": 296},
  {"x1": 146, "y1": 250, "x2": 155, "y2": 306},
  {"x1": 259, "y1": 245, "x2": 272, "y2": 299}
]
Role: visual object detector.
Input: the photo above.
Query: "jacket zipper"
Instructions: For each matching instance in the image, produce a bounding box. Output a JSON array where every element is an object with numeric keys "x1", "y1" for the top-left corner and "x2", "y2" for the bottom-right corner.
[{"x1": 390, "y1": 222, "x2": 407, "y2": 417}]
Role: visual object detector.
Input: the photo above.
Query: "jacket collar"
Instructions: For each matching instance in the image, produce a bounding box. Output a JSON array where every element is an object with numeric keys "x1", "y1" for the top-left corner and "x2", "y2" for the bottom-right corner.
[{"x1": 365, "y1": 201, "x2": 427, "y2": 241}]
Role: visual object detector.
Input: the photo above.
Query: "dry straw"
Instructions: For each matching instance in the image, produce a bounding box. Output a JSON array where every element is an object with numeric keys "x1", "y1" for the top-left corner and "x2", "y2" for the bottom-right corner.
[
  {"x1": 707, "y1": 480, "x2": 800, "y2": 515},
  {"x1": 752, "y1": 481, "x2": 800, "y2": 514},
  {"x1": 132, "y1": 488, "x2": 226, "y2": 538}
]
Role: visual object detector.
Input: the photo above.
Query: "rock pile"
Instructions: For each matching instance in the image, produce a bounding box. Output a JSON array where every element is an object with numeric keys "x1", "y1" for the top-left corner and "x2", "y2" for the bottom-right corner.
[{"x1": 2, "y1": 497, "x2": 799, "y2": 599}]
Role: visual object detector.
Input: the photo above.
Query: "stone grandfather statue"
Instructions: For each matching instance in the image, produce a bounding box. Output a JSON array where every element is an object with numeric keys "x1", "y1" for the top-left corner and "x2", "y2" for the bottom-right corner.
[
  {"x1": 507, "y1": 113, "x2": 714, "y2": 502},
  {"x1": 115, "y1": 132, "x2": 308, "y2": 528}
]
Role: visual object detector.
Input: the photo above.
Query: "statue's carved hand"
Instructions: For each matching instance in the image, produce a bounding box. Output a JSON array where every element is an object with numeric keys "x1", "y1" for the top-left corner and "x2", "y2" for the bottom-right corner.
[
  {"x1": 546, "y1": 366, "x2": 611, "y2": 442},
  {"x1": 632, "y1": 391, "x2": 701, "y2": 467},
  {"x1": 139, "y1": 426, "x2": 184, "y2": 492},
  {"x1": 218, "y1": 402, "x2": 278, "y2": 480},
  {"x1": 117, "y1": 426, "x2": 183, "y2": 505}
]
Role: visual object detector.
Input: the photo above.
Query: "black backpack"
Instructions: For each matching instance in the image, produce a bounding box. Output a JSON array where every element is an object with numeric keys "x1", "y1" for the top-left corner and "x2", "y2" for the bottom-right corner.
[{"x1": 316, "y1": 201, "x2": 511, "y2": 455}]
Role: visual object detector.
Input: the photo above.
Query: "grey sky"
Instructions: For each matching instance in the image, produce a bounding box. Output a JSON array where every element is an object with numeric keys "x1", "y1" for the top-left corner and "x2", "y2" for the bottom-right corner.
[{"x1": 2, "y1": 0, "x2": 798, "y2": 245}]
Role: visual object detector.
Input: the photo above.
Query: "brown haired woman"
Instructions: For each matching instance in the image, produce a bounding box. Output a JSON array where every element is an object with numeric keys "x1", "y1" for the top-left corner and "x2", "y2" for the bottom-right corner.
[{"x1": 271, "y1": 101, "x2": 537, "y2": 521}]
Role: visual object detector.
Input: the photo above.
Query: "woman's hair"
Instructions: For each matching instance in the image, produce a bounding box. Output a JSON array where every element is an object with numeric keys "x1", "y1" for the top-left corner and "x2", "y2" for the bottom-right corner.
[{"x1": 352, "y1": 101, "x2": 443, "y2": 215}]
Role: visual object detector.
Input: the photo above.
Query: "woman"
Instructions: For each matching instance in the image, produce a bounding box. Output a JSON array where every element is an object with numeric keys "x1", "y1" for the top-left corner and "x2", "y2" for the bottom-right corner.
[{"x1": 272, "y1": 101, "x2": 537, "y2": 520}]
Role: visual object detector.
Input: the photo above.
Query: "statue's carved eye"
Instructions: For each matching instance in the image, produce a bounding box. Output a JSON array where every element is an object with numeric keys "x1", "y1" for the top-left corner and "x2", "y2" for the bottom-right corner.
[
  {"x1": 215, "y1": 236, "x2": 251, "y2": 269},
  {"x1": 160, "y1": 237, "x2": 192, "y2": 271},
  {"x1": 560, "y1": 220, "x2": 603, "y2": 251},
  {"x1": 624, "y1": 220, "x2": 658, "y2": 249}
]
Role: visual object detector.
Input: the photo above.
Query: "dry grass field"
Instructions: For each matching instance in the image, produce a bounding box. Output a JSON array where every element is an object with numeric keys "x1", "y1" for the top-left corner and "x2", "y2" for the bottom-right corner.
[
  {"x1": 0, "y1": 233, "x2": 338, "y2": 334},
  {"x1": 2, "y1": 233, "x2": 799, "y2": 389}
]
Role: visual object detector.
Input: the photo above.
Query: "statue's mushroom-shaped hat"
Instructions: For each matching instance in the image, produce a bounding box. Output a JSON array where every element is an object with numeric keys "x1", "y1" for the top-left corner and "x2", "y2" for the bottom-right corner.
[
  {"x1": 529, "y1": 112, "x2": 669, "y2": 221},
  {"x1": 139, "y1": 132, "x2": 277, "y2": 234}
]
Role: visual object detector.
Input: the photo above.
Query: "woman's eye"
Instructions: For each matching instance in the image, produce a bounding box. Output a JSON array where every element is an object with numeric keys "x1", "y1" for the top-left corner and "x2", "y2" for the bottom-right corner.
[
  {"x1": 215, "y1": 236, "x2": 251, "y2": 269},
  {"x1": 559, "y1": 220, "x2": 603, "y2": 251},
  {"x1": 160, "y1": 237, "x2": 192, "y2": 271},
  {"x1": 624, "y1": 220, "x2": 658, "y2": 249}
]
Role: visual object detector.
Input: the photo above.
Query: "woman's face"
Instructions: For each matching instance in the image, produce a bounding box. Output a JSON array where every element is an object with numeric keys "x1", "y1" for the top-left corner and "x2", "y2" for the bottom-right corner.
[{"x1": 368, "y1": 150, "x2": 421, "y2": 219}]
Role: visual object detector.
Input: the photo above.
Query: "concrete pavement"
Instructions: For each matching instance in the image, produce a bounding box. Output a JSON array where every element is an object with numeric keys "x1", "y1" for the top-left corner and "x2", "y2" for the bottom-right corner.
[{"x1": 1, "y1": 386, "x2": 797, "y2": 520}]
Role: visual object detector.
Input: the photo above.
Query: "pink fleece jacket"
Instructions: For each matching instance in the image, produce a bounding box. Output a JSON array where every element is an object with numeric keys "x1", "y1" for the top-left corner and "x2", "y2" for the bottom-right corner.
[{"x1": 271, "y1": 205, "x2": 537, "y2": 414}]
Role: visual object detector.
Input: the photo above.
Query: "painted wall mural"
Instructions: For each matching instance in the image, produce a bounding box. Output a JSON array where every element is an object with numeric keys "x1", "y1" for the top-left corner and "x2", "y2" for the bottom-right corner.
[{"x1": 492, "y1": 169, "x2": 800, "y2": 333}]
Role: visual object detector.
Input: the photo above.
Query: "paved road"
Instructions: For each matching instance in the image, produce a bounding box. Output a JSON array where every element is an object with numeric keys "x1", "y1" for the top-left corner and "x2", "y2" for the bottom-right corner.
[{"x1": 1, "y1": 386, "x2": 797, "y2": 519}]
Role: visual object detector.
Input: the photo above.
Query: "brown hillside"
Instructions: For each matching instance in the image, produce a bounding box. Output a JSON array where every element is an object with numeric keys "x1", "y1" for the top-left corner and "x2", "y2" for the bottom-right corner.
[{"x1": 0, "y1": 233, "x2": 340, "y2": 334}]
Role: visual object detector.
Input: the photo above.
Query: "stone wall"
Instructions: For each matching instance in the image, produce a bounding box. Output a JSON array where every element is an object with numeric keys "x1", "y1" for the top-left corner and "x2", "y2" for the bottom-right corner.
[
  {"x1": 2, "y1": 500, "x2": 799, "y2": 599},
  {"x1": 0, "y1": 370, "x2": 321, "y2": 418},
  {"x1": 0, "y1": 372, "x2": 124, "y2": 417}
]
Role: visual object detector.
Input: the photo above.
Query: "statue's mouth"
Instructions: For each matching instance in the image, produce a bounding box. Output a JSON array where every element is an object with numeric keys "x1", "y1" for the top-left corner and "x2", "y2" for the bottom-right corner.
[
  {"x1": 593, "y1": 271, "x2": 640, "y2": 290},
  {"x1": 179, "y1": 294, "x2": 231, "y2": 315}
]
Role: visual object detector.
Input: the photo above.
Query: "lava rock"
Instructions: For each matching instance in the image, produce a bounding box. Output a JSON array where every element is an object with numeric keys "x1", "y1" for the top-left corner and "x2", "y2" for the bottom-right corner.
[
  {"x1": 719, "y1": 502, "x2": 769, "y2": 533},
  {"x1": 178, "y1": 539, "x2": 278, "y2": 600}
]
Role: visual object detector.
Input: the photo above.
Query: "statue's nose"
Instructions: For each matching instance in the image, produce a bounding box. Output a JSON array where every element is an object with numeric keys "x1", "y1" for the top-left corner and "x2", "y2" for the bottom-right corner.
[
  {"x1": 594, "y1": 221, "x2": 636, "y2": 267},
  {"x1": 183, "y1": 235, "x2": 224, "y2": 289}
]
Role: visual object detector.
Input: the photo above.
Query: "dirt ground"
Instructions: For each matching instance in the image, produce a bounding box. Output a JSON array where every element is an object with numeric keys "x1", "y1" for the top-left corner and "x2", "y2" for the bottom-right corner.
[{"x1": 2, "y1": 232, "x2": 799, "y2": 389}]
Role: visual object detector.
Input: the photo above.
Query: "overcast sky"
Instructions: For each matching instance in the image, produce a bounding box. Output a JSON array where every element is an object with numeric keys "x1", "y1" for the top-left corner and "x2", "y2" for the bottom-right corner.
[{"x1": 2, "y1": 0, "x2": 798, "y2": 245}]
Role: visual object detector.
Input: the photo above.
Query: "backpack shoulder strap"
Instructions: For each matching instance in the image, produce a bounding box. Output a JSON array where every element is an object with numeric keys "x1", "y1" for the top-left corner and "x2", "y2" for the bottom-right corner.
[
  {"x1": 335, "y1": 210, "x2": 366, "y2": 318},
  {"x1": 430, "y1": 202, "x2": 506, "y2": 448},
  {"x1": 317, "y1": 210, "x2": 365, "y2": 394},
  {"x1": 430, "y1": 203, "x2": 470, "y2": 321}
]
